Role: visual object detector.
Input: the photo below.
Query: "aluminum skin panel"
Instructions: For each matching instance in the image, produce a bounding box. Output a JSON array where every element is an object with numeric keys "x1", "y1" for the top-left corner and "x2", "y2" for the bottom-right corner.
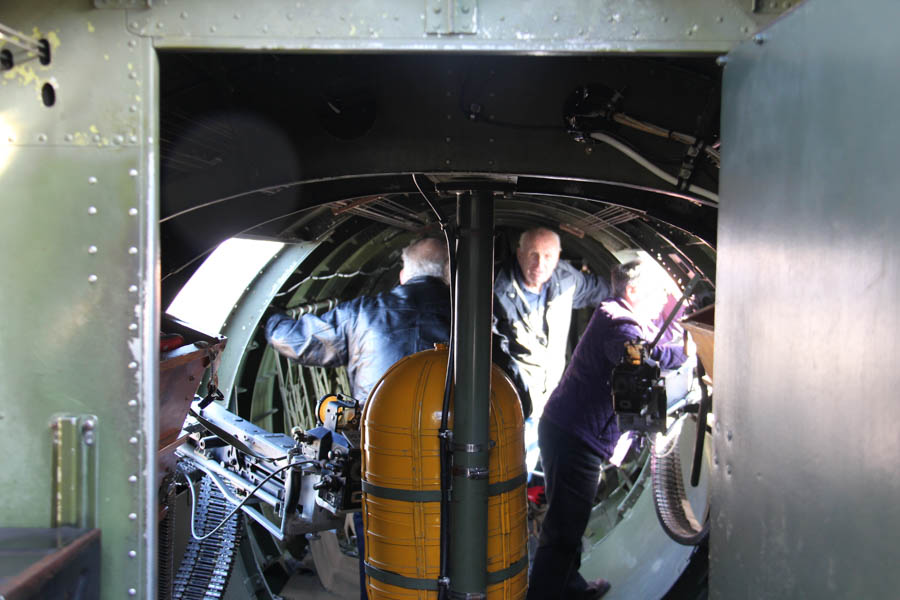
[
  {"x1": 714, "y1": 0, "x2": 900, "y2": 597},
  {"x1": 128, "y1": 0, "x2": 772, "y2": 53},
  {"x1": 0, "y1": 1, "x2": 158, "y2": 598}
]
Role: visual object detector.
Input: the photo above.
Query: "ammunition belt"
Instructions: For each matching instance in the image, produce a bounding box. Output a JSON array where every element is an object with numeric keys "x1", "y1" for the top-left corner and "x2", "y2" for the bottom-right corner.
[{"x1": 171, "y1": 475, "x2": 243, "y2": 600}]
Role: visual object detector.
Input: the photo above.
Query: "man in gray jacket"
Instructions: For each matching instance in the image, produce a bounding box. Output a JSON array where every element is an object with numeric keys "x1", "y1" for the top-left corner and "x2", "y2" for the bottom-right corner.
[{"x1": 493, "y1": 228, "x2": 610, "y2": 473}]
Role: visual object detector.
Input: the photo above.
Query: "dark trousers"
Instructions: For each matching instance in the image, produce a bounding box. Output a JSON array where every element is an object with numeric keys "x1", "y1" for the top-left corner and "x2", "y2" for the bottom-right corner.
[
  {"x1": 526, "y1": 418, "x2": 605, "y2": 600},
  {"x1": 354, "y1": 511, "x2": 368, "y2": 600}
]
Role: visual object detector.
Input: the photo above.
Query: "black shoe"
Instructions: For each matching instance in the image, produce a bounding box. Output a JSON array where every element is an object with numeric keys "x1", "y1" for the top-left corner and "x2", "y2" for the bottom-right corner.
[{"x1": 582, "y1": 578, "x2": 611, "y2": 600}]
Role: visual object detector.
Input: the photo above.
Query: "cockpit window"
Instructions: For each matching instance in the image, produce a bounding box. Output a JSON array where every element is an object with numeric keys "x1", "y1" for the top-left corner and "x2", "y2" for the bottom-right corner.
[{"x1": 166, "y1": 237, "x2": 283, "y2": 335}]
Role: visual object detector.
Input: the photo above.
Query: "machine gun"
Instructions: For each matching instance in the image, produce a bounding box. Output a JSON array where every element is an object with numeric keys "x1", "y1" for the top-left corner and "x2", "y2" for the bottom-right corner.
[
  {"x1": 611, "y1": 274, "x2": 702, "y2": 435},
  {"x1": 176, "y1": 393, "x2": 362, "y2": 542},
  {"x1": 611, "y1": 339, "x2": 668, "y2": 434},
  {"x1": 610, "y1": 275, "x2": 711, "y2": 546}
]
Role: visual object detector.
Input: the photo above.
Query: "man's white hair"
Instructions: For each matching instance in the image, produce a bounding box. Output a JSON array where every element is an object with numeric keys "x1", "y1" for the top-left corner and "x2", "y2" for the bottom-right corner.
[
  {"x1": 518, "y1": 227, "x2": 561, "y2": 250},
  {"x1": 401, "y1": 237, "x2": 450, "y2": 284}
]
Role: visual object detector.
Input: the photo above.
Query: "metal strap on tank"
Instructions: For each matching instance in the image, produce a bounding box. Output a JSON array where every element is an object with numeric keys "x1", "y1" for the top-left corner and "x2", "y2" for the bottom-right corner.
[
  {"x1": 364, "y1": 554, "x2": 528, "y2": 592},
  {"x1": 364, "y1": 562, "x2": 439, "y2": 591},
  {"x1": 486, "y1": 554, "x2": 528, "y2": 584},
  {"x1": 362, "y1": 472, "x2": 526, "y2": 502},
  {"x1": 487, "y1": 472, "x2": 526, "y2": 496},
  {"x1": 361, "y1": 481, "x2": 441, "y2": 502}
]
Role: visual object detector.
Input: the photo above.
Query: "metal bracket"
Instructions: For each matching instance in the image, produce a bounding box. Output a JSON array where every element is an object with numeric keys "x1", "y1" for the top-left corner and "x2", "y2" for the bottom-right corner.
[
  {"x1": 425, "y1": 0, "x2": 478, "y2": 35},
  {"x1": 0, "y1": 22, "x2": 51, "y2": 68},
  {"x1": 50, "y1": 415, "x2": 99, "y2": 529},
  {"x1": 676, "y1": 141, "x2": 704, "y2": 192},
  {"x1": 452, "y1": 440, "x2": 495, "y2": 453},
  {"x1": 751, "y1": 0, "x2": 791, "y2": 14},
  {"x1": 451, "y1": 465, "x2": 489, "y2": 480}
]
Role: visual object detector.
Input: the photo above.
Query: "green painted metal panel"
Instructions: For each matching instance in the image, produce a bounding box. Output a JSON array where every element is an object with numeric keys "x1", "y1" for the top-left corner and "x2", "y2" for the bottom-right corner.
[
  {"x1": 217, "y1": 242, "x2": 319, "y2": 404},
  {"x1": 0, "y1": 0, "x2": 794, "y2": 598},
  {"x1": 128, "y1": 0, "x2": 770, "y2": 53},
  {"x1": 0, "y1": 1, "x2": 159, "y2": 597}
]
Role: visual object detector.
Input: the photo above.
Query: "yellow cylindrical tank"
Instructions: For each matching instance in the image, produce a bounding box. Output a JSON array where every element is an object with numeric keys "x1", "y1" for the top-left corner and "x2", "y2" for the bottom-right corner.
[{"x1": 361, "y1": 347, "x2": 527, "y2": 599}]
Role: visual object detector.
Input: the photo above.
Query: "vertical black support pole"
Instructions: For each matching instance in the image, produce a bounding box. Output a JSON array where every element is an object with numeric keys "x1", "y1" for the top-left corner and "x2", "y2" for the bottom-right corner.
[{"x1": 449, "y1": 190, "x2": 494, "y2": 599}]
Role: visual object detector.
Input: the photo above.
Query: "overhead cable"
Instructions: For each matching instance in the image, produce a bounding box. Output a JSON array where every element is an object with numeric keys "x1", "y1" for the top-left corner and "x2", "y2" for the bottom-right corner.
[{"x1": 589, "y1": 132, "x2": 719, "y2": 204}]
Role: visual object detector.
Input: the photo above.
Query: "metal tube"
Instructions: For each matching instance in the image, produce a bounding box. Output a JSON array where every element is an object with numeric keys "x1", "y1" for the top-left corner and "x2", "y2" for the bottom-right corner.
[
  {"x1": 183, "y1": 458, "x2": 286, "y2": 541},
  {"x1": 449, "y1": 191, "x2": 494, "y2": 598},
  {"x1": 0, "y1": 24, "x2": 43, "y2": 53}
]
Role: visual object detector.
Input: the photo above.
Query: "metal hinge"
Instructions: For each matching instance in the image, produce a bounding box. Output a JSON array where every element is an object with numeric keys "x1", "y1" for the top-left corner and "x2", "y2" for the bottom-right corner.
[{"x1": 425, "y1": 0, "x2": 478, "y2": 35}]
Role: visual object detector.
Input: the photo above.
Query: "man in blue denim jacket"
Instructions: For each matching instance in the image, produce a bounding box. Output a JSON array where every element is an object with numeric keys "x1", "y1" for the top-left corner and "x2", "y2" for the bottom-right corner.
[
  {"x1": 265, "y1": 237, "x2": 450, "y2": 600},
  {"x1": 266, "y1": 237, "x2": 451, "y2": 405}
]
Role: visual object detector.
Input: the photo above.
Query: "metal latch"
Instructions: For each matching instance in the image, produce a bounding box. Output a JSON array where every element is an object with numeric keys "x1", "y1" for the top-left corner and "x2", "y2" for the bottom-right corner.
[{"x1": 50, "y1": 414, "x2": 99, "y2": 529}]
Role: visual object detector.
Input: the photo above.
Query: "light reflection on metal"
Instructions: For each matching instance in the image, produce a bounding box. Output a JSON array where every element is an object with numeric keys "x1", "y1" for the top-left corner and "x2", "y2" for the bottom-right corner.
[{"x1": 0, "y1": 114, "x2": 16, "y2": 177}]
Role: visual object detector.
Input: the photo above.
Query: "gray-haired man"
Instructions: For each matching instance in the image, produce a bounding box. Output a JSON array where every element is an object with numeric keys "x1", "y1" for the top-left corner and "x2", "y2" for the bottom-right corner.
[
  {"x1": 265, "y1": 237, "x2": 451, "y2": 600},
  {"x1": 492, "y1": 227, "x2": 610, "y2": 473}
]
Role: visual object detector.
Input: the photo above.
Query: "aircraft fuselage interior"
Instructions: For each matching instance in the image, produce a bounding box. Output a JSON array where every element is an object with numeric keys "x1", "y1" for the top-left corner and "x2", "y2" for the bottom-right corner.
[{"x1": 2, "y1": 1, "x2": 899, "y2": 599}]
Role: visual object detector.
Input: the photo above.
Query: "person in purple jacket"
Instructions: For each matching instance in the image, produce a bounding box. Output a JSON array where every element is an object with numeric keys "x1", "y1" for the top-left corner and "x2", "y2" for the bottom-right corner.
[{"x1": 526, "y1": 259, "x2": 690, "y2": 600}]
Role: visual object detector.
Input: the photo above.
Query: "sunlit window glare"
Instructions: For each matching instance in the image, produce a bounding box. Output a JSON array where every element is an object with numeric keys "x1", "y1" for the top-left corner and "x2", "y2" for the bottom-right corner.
[
  {"x1": 166, "y1": 238, "x2": 284, "y2": 336},
  {"x1": 614, "y1": 249, "x2": 680, "y2": 295}
]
